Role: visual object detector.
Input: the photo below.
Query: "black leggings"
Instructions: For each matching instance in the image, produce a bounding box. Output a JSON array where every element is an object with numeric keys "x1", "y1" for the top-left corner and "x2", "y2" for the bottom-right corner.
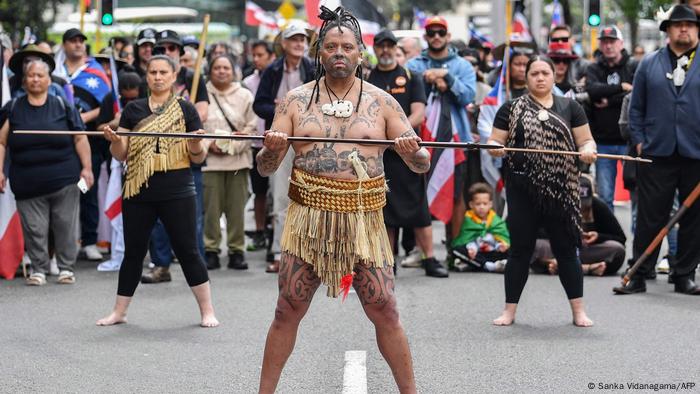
[
  {"x1": 118, "y1": 196, "x2": 209, "y2": 296},
  {"x1": 504, "y1": 184, "x2": 583, "y2": 303}
]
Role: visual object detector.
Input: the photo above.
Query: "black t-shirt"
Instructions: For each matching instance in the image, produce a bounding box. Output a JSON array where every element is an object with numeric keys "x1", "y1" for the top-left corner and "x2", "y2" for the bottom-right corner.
[
  {"x1": 367, "y1": 66, "x2": 426, "y2": 115},
  {"x1": 493, "y1": 95, "x2": 588, "y2": 132},
  {"x1": 119, "y1": 98, "x2": 202, "y2": 201},
  {"x1": 494, "y1": 95, "x2": 588, "y2": 172},
  {"x1": 3, "y1": 95, "x2": 85, "y2": 200},
  {"x1": 96, "y1": 94, "x2": 138, "y2": 127}
]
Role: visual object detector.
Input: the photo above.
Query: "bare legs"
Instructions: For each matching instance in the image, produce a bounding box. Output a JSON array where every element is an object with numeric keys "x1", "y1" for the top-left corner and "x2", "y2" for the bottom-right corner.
[
  {"x1": 259, "y1": 254, "x2": 320, "y2": 394},
  {"x1": 96, "y1": 281, "x2": 219, "y2": 327},
  {"x1": 259, "y1": 254, "x2": 416, "y2": 394},
  {"x1": 191, "y1": 281, "x2": 220, "y2": 327},
  {"x1": 492, "y1": 299, "x2": 594, "y2": 327},
  {"x1": 254, "y1": 194, "x2": 266, "y2": 232},
  {"x1": 353, "y1": 264, "x2": 416, "y2": 393}
]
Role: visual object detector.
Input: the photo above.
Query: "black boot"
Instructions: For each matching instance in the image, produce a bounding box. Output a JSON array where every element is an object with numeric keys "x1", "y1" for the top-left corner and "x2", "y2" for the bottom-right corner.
[
  {"x1": 423, "y1": 257, "x2": 449, "y2": 278},
  {"x1": 205, "y1": 252, "x2": 220, "y2": 270},
  {"x1": 613, "y1": 276, "x2": 646, "y2": 294},
  {"x1": 228, "y1": 252, "x2": 248, "y2": 270}
]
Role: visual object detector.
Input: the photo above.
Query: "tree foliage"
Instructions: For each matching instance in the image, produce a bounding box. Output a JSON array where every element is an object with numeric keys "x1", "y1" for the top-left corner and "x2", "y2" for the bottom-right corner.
[
  {"x1": 611, "y1": 0, "x2": 674, "y2": 46},
  {"x1": 0, "y1": 0, "x2": 65, "y2": 42}
]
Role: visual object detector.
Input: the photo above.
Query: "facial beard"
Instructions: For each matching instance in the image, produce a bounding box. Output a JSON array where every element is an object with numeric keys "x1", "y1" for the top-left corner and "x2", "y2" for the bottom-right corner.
[
  {"x1": 428, "y1": 42, "x2": 446, "y2": 53},
  {"x1": 323, "y1": 55, "x2": 357, "y2": 79},
  {"x1": 378, "y1": 55, "x2": 394, "y2": 67}
]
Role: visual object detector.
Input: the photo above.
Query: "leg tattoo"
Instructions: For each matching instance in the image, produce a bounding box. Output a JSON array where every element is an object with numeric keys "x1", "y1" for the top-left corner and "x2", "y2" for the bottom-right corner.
[
  {"x1": 352, "y1": 264, "x2": 395, "y2": 305},
  {"x1": 278, "y1": 253, "x2": 321, "y2": 303}
]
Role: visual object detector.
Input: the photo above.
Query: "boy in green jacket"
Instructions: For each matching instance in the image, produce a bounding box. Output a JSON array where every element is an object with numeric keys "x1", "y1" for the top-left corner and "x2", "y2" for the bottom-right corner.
[{"x1": 452, "y1": 183, "x2": 510, "y2": 272}]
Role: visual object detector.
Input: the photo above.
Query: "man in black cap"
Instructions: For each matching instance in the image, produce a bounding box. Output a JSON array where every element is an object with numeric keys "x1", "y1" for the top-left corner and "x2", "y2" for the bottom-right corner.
[
  {"x1": 133, "y1": 28, "x2": 156, "y2": 79},
  {"x1": 140, "y1": 29, "x2": 210, "y2": 284},
  {"x1": 614, "y1": 4, "x2": 700, "y2": 295},
  {"x1": 367, "y1": 30, "x2": 443, "y2": 277},
  {"x1": 584, "y1": 26, "x2": 637, "y2": 213},
  {"x1": 59, "y1": 28, "x2": 112, "y2": 262}
]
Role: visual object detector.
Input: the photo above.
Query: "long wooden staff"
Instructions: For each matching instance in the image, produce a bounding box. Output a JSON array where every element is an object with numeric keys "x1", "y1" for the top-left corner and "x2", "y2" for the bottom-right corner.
[
  {"x1": 621, "y1": 180, "x2": 700, "y2": 286},
  {"x1": 13, "y1": 130, "x2": 503, "y2": 150},
  {"x1": 504, "y1": 147, "x2": 652, "y2": 163},
  {"x1": 189, "y1": 14, "x2": 210, "y2": 104}
]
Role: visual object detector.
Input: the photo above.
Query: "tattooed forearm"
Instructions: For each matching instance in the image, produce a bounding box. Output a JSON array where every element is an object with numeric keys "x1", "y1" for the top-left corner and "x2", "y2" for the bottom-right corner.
[
  {"x1": 399, "y1": 129, "x2": 418, "y2": 138},
  {"x1": 256, "y1": 146, "x2": 286, "y2": 177},
  {"x1": 401, "y1": 148, "x2": 431, "y2": 174}
]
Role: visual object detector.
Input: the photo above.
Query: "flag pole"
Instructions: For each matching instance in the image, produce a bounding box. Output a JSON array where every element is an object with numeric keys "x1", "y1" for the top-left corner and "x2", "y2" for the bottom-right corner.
[
  {"x1": 190, "y1": 14, "x2": 210, "y2": 104},
  {"x1": 80, "y1": 0, "x2": 86, "y2": 32},
  {"x1": 504, "y1": 0, "x2": 513, "y2": 100}
]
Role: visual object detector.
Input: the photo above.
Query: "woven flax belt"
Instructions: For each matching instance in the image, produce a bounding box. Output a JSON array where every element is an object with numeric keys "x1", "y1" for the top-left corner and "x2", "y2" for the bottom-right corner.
[
  {"x1": 282, "y1": 168, "x2": 393, "y2": 297},
  {"x1": 288, "y1": 168, "x2": 387, "y2": 213}
]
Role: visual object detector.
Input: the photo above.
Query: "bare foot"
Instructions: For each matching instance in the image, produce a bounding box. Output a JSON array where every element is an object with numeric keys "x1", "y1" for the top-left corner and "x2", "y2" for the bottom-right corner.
[
  {"x1": 493, "y1": 312, "x2": 515, "y2": 326},
  {"x1": 96, "y1": 312, "x2": 127, "y2": 326},
  {"x1": 589, "y1": 262, "x2": 606, "y2": 276},
  {"x1": 546, "y1": 259, "x2": 558, "y2": 275},
  {"x1": 200, "y1": 314, "x2": 220, "y2": 328},
  {"x1": 573, "y1": 312, "x2": 594, "y2": 327}
]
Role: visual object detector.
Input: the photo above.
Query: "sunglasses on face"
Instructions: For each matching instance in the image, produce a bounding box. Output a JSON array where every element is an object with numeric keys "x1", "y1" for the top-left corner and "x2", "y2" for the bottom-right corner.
[
  {"x1": 552, "y1": 58, "x2": 571, "y2": 64},
  {"x1": 426, "y1": 29, "x2": 447, "y2": 38},
  {"x1": 551, "y1": 37, "x2": 569, "y2": 43}
]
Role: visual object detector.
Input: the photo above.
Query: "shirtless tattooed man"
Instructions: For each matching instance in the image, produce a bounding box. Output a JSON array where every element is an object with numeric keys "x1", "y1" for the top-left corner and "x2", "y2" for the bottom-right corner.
[{"x1": 256, "y1": 7, "x2": 429, "y2": 394}]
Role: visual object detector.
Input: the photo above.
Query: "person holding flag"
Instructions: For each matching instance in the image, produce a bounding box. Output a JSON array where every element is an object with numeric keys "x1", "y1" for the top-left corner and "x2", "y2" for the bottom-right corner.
[
  {"x1": 58, "y1": 28, "x2": 112, "y2": 262},
  {"x1": 406, "y1": 16, "x2": 476, "y2": 278}
]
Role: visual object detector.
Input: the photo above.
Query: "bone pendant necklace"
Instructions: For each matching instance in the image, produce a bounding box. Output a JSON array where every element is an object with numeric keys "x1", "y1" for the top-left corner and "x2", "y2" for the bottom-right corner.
[{"x1": 323, "y1": 78, "x2": 355, "y2": 118}]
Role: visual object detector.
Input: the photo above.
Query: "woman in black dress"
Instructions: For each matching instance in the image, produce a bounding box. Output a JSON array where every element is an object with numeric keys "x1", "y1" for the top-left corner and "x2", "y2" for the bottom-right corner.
[{"x1": 487, "y1": 56, "x2": 598, "y2": 327}]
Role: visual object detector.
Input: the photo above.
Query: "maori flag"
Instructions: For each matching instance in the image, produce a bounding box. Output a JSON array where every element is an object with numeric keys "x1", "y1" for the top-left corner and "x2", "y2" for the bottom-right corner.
[
  {"x1": 477, "y1": 63, "x2": 506, "y2": 196},
  {"x1": 421, "y1": 93, "x2": 466, "y2": 223}
]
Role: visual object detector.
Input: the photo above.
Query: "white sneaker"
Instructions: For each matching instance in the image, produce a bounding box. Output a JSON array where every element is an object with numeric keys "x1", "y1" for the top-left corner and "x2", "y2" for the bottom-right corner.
[
  {"x1": 494, "y1": 259, "x2": 507, "y2": 273},
  {"x1": 49, "y1": 257, "x2": 59, "y2": 276},
  {"x1": 657, "y1": 257, "x2": 670, "y2": 274},
  {"x1": 82, "y1": 244, "x2": 103, "y2": 261},
  {"x1": 400, "y1": 249, "x2": 423, "y2": 268},
  {"x1": 97, "y1": 260, "x2": 122, "y2": 272}
]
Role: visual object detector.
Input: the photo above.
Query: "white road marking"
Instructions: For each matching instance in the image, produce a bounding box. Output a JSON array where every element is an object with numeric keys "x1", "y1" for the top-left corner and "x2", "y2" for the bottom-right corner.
[{"x1": 342, "y1": 350, "x2": 367, "y2": 394}]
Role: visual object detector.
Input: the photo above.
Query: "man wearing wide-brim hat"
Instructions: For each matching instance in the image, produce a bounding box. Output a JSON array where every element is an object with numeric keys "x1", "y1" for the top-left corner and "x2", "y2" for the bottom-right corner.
[
  {"x1": 614, "y1": 4, "x2": 700, "y2": 296},
  {"x1": 7, "y1": 44, "x2": 68, "y2": 100}
]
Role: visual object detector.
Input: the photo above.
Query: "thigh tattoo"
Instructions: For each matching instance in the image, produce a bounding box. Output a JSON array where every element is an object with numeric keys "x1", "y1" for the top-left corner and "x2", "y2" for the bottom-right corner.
[
  {"x1": 352, "y1": 264, "x2": 395, "y2": 305},
  {"x1": 278, "y1": 253, "x2": 321, "y2": 303}
]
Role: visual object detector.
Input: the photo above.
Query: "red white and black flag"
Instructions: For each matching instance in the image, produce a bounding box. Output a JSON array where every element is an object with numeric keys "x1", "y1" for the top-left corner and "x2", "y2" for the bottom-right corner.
[
  {"x1": 305, "y1": 0, "x2": 387, "y2": 45},
  {"x1": 421, "y1": 93, "x2": 466, "y2": 223}
]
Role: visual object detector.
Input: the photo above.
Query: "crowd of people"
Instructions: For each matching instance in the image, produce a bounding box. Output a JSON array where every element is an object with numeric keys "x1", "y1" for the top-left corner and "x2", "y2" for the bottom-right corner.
[
  {"x1": 1, "y1": 2, "x2": 699, "y2": 317},
  {"x1": 3, "y1": 2, "x2": 700, "y2": 392}
]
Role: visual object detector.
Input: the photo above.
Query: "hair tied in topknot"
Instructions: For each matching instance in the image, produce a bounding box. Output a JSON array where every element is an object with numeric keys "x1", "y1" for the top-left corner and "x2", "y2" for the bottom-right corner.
[{"x1": 318, "y1": 6, "x2": 342, "y2": 22}]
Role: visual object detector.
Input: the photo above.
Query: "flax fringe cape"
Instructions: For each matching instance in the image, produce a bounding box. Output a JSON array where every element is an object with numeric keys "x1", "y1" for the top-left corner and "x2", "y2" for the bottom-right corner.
[
  {"x1": 123, "y1": 97, "x2": 190, "y2": 199},
  {"x1": 281, "y1": 168, "x2": 394, "y2": 297}
]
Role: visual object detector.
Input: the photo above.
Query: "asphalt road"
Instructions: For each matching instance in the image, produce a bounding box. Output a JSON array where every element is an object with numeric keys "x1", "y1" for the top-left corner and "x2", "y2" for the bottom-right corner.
[{"x1": 1, "y1": 203, "x2": 698, "y2": 393}]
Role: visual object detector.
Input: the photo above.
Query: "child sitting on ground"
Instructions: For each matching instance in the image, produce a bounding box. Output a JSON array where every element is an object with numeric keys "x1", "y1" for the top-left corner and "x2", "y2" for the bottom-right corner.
[{"x1": 452, "y1": 183, "x2": 510, "y2": 273}]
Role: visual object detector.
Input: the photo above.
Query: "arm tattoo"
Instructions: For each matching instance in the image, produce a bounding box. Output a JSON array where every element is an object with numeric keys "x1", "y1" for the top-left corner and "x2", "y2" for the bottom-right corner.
[
  {"x1": 399, "y1": 129, "x2": 418, "y2": 138},
  {"x1": 256, "y1": 147, "x2": 284, "y2": 176}
]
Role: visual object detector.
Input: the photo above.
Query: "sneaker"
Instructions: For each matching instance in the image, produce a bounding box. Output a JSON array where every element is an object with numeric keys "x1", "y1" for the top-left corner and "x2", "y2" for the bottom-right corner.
[
  {"x1": 400, "y1": 249, "x2": 423, "y2": 268},
  {"x1": 49, "y1": 257, "x2": 59, "y2": 276},
  {"x1": 493, "y1": 259, "x2": 507, "y2": 273},
  {"x1": 97, "y1": 260, "x2": 122, "y2": 272},
  {"x1": 422, "y1": 257, "x2": 449, "y2": 278},
  {"x1": 205, "y1": 252, "x2": 221, "y2": 270},
  {"x1": 26, "y1": 272, "x2": 46, "y2": 286},
  {"x1": 57, "y1": 270, "x2": 76, "y2": 284},
  {"x1": 228, "y1": 252, "x2": 248, "y2": 270},
  {"x1": 246, "y1": 231, "x2": 267, "y2": 251},
  {"x1": 82, "y1": 244, "x2": 103, "y2": 261},
  {"x1": 141, "y1": 267, "x2": 172, "y2": 284},
  {"x1": 657, "y1": 256, "x2": 671, "y2": 274}
]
